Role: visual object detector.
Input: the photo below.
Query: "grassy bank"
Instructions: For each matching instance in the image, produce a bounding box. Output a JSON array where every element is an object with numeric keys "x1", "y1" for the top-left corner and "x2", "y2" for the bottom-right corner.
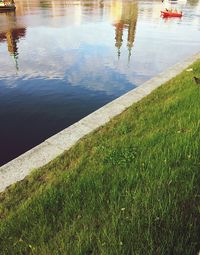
[{"x1": 0, "y1": 60, "x2": 200, "y2": 255}]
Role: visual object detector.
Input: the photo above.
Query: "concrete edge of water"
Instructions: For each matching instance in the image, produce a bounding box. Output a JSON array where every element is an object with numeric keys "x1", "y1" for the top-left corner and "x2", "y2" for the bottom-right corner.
[{"x1": 0, "y1": 52, "x2": 200, "y2": 193}]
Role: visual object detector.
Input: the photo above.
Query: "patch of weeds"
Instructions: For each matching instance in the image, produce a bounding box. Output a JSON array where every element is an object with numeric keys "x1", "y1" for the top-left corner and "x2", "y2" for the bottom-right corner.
[
  {"x1": 96, "y1": 145, "x2": 107, "y2": 153},
  {"x1": 116, "y1": 124, "x2": 132, "y2": 135},
  {"x1": 104, "y1": 146, "x2": 138, "y2": 167}
]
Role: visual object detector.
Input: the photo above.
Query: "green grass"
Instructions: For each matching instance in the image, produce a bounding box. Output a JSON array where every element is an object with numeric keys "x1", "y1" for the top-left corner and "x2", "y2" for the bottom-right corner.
[{"x1": 0, "y1": 60, "x2": 200, "y2": 255}]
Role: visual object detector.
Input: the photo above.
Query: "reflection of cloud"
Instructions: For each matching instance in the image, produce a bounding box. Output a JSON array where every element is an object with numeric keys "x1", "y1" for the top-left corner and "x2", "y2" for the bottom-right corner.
[
  {"x1": 0, "y1": 0, "x2": 139, "y2": 92},
  {"x1": 0, "y1": 36, "x2": 136, "y2": 95},
  {"x1": 64, "y1": 50, "x2": 135, "y2": 94}
]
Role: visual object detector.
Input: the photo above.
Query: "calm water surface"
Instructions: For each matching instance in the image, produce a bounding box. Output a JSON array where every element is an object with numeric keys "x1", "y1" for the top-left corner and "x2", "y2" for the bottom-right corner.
[{"x1": 0, "y1": 0, "x2": 200, "y2": 165}]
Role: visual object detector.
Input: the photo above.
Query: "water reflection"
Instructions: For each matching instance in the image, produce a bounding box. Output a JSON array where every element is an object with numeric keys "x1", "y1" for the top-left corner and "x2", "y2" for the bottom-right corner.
[
  {"x1": 0, "y1": 12, "x2": 26, "y2": 71},
  {"x1": 0, "y1": 0, "x2": 139, "y2": 91},
  {"x1": 113, "y1": 1, "x2": 137, "y2": 60},
  {"x1": 0, "y1": 0, "x2": 200, "y2": 166}
]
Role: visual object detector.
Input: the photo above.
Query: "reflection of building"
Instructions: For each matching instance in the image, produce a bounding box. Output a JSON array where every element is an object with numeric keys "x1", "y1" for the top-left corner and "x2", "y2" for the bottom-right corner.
[
  {"x1": 112, "y1": 1, "x2": 138, "y2": 61},
  {"x1": 0, "y1": 28, "x2": 26, "y2": 70},
  {"x1": 0, "y1": 12, "x2": 26, "y2": 70}
]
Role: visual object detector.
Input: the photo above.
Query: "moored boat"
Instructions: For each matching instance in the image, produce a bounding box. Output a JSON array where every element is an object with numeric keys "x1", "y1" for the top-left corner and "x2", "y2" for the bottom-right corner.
[{"x1": 161, "y1": 10, "x2": 183, "y2": 17}]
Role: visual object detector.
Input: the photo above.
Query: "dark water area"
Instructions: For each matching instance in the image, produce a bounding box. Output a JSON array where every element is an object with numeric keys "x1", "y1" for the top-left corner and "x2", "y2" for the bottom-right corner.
[{"x1": 0, "y1": 0, "x2": 200, "y2": 166}]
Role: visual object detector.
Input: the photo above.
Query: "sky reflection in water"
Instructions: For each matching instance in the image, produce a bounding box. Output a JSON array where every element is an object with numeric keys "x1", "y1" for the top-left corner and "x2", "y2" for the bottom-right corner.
[{"x1": 0, "y1": 0, "x2": 200, "y2": 165}]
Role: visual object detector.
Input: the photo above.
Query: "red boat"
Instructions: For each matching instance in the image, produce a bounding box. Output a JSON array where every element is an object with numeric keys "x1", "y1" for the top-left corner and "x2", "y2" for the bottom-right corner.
[{"x1": 161, "y1": 10, "x2": 183, "y2": 18}]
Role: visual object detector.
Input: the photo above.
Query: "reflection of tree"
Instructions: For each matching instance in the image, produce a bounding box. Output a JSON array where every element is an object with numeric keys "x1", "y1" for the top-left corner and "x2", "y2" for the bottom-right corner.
[
  {"x1": 99, "y1": 0, "x2": 104, "y2": 8},
  {"x1": 0, "y1": 12, "x2": 26, "y2": 71},
  {"x1": 113, "y1": 1, "x2": 138, "y2": 61},
  {"x1": 114, "y1": 22, "x2": 123, "y2": 59},
  {"x1": 39, "y1": 0, "x2": 51, "y2": 9},
  {"x1": 187, "y1": 0, "x2": 199, "y2": 6}
]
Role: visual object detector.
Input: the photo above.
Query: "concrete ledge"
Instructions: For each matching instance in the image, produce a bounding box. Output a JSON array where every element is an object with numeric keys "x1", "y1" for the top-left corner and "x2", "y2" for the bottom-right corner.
[
  {"x1": 0, "y1": 52, "x2": 200, "y2": 193},
  {"x1": 0, "y1": 141, "x2": 63, "y2": 192}
]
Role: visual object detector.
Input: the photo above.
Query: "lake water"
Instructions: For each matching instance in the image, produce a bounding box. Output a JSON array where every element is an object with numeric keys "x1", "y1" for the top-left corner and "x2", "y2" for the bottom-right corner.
[{"x1": 0, "y1": 0, "x2": 200, "y2": 166}]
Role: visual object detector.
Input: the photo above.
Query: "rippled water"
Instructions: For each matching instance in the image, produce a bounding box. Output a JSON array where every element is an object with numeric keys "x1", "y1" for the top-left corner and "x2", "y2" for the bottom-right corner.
[{"x1": 0, "y1": 0, "x2": 199, "y2": 166}]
